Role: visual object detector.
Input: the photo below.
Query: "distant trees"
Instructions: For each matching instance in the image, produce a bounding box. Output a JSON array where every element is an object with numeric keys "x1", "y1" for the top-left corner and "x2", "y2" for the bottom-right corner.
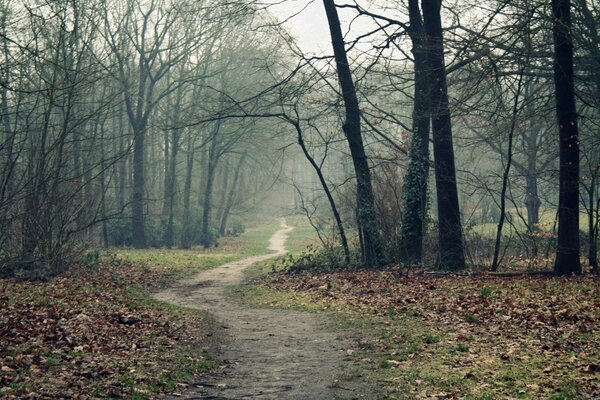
[{"x1": 1, "y1": 0, "x2": 598, "y2": 276}]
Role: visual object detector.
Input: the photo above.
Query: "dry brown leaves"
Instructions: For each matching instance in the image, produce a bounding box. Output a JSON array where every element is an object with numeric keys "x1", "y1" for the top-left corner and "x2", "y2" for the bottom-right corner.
[
  {"x1": 0, "y1": 261, "x2": 211, "y2": 399},
  {"x1": 270, "y1": 270, "x2": 600, "y2": 398}
]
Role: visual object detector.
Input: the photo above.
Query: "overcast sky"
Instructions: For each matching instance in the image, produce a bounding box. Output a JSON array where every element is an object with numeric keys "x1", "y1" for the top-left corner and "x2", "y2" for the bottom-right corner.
[
  {"x1": 265, "y1": 0, "x2": 395, "y2": 56},
  {"x1": 266, "y1": 0, "x2": 332, "y2": 55}
]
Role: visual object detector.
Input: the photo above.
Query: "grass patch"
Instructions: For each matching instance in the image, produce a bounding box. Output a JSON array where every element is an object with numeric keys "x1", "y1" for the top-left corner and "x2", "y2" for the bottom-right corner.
[
  {"x1": 284, "y1": 214, "x2": 322, "y2": 254},
  {"x1": 112, "y1": 219, "x2": 282, "y2": 282}
]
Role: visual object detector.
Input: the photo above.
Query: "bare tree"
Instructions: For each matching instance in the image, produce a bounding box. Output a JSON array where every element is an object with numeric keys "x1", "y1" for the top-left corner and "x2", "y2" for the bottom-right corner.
[{"x1": 552, "y1": 0, "x2": 581, "y2": 275}]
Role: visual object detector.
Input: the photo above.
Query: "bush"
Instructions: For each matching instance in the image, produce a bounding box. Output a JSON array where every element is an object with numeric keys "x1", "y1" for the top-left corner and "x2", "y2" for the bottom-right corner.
[
  {"x1": 230, "y1": 221, "x2": 246, "y2": 237},
  {"x1": 273, "y1": 245, "x2": 359, "y2": 274}
]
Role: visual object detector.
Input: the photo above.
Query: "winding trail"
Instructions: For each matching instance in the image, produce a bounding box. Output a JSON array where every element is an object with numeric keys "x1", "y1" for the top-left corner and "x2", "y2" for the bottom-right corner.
[{"x1": 154, "y1": 219, "x2": 376, "y2": 399}]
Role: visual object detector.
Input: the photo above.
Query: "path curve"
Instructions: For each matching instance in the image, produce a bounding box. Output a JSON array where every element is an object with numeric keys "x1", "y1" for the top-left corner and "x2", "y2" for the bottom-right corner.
[{"x1": 154, "y1": 218, "x2": 376, "y2": 399}]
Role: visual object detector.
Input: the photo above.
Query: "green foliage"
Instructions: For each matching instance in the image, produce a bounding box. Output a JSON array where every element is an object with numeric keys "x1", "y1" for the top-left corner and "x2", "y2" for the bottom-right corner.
[
  {"x1": 479, "y1": 287, "x2": 493, "y2": 297},
  {"x1": 80, "y1": 250, "x2": 101, "y2": 269},
  {"x1": 424, "y1": 333, "x2": 441, "y2": 344},
  {"x1": 455, "y1": 343, "x2": 470, "y2": 353},
  {"x1": 229, "y1": 221, "x2": 246, "y2": 237},
  {"x1": 464, "y1": 314, "x2": 479, "y2": 323}
]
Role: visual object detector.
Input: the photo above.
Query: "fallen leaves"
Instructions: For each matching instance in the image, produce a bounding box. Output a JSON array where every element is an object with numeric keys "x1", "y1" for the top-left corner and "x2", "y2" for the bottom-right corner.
[
  {"x1": 0, "y1": 259, "x2": 214, "y2": 399},
  {"x1": 268, "y1": 270, "x2": 600, "y2": 398}
]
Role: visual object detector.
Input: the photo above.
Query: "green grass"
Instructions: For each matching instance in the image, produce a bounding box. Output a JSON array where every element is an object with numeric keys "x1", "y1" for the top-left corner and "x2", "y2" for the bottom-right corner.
[
  {"x1": 111, "y1": 219, "x2": 282, "y2": 281},
  {"x1": 469, "y1": 207, "x2": 592, "y2": 239},
  {"x1": 285, "y1": 214, "x2": 323, "y2": 254}
]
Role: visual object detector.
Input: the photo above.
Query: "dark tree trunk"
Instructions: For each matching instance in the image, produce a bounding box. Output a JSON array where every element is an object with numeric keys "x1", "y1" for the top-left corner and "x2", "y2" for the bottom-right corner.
[
  {"x1": 293, "y1": 120, "x2": 351, "y2": 264},
  {"x1": 215, "y1": 159, "x2": 230, "y2": 228},
  {"x1": 422, "y1": 0, "x2": 465, "y2": 270},
  {"x1": 131, "y1": 124, "x2": 146, "y2": 248},
  {"x1": 181, "y1": 135, "x2": 195, "y2": 249},
  {"x1": 201, "y1": 121, "x2": 222, "y2": 248},
  {"x1": 552, "y1": 0, "x2": 581, "y2": 275},
  {"x1": 399, "y1": 0, "x2": 431, "y2": 264},
  {"x1": 322, "y1": 0, "x2": 383, "y2": 267},
  {"x1": 220, "y1": 153, "x2": 246, "y2": 236}
]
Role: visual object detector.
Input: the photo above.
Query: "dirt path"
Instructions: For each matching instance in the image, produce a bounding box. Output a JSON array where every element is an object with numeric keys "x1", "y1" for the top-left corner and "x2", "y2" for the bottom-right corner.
[{"x1": 154, "y1": 219, "x2": 377, "y2": 399}]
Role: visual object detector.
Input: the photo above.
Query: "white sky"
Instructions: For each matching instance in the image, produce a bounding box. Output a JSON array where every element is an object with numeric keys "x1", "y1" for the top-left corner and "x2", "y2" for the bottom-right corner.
[
  {"x1": 265, "y1": 0, "x2": 388, "y2": 56},
  {"x1": 266, "y1": 0, "x2": 332, "y2": 55}
]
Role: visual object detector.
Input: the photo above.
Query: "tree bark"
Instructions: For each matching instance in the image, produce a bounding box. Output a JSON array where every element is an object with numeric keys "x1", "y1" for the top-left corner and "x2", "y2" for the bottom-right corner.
[
  {"x1": 180, "y1": 134, "x2": 195, "y2": 249},
  {"x1": 399, "y1": 0, "x2": 431, "y2": 264},
  {"x1": 421, "y1": 0, "x2": 465, "y2": 270},
  {"x1": 163, "y1": 128, "x2": 180, "y2": 248},
  {"x1": 131, "y1": 123, "x2": 146, "y2": 248},
  {"x1": 215, "y1": 159, "x2": 230, "y2": 228},
  {"x1": 322, "y1": 0, "x2": 383, "y2": 267},
  {"x1": 201, "y1": 121, "x2": 222, "y2": 248},
  {"x1": 552, "y1": 0, "x2": 581, "y2": 275},
  {"x1": 293, "y1": 120, "x2": 351, "y2": 264},
  {"x1": 220, "y1": 153, "x2": 246, "y2": 236}
]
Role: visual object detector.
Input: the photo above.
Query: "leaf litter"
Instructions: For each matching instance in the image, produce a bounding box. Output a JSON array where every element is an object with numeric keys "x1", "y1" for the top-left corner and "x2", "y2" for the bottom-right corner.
[
  {"x1": 267, "y1": 270, "x2": 599, "y2": 399},
  {"x1": 0, "y1": 258, "x2": 215, "y2": 399}
]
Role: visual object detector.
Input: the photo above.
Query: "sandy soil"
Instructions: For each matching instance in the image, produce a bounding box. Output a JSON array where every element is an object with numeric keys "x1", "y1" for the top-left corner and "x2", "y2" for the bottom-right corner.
[{"x1": 154, "y1": 219, "x2": 378, "y2": 399}]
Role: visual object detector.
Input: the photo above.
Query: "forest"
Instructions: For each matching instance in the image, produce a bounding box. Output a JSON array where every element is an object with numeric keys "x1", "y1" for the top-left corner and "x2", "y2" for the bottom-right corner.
[{"x1": 0, "y1": 0, "x2": 598, "y2": 399}]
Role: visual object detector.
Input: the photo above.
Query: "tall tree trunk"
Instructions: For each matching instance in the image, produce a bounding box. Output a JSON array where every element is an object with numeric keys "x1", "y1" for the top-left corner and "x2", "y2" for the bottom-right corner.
[
  {"x1": 163, "y1": 128, "x2": 180, "y2": 248},
  {"x1": 215, "y1": 159, "x2": 230, "y2": 228},
  {"x1": 587, "y1": 172, "x2": 599, "y2": 271},
  {"x1": 552, "y1": 0, "x2": 580, "y2": 275},
  {"x1": 131, "y1": 123, "x2": 146, "y2": 248},
  {"x1": 162, "y1": 129, "x2": 170, "y2": 216},
  {"x1": 220, "y1": 153, "x2": 246, "y2": 236},
  {"x1": 117, "y1": 111, "x2": 127, "y2": 211},
  {"x1": 201, "y1": 121, "x2": 222, "y2": 248},
  {"x1": 399, "y1": 0, "x2": 431, "y2": 264},
  {"x1": 524, "y1": 166, "x2": 541, "y2": 230},
  {"x1": 422, "y1": 0, "x2": 465, "y2": 270},
  {"x1": 322, "y1": 0, "x2": 383, "y2": 267},
  {"x1": 492, "y1": 71, "x2": 525, "y2": 272},
  {"x1": 181, "y1": 134, "x2": 195, "y2": 249},
  {"x1": 100, "y1": 122, "x2": 109, "y2": 248}
]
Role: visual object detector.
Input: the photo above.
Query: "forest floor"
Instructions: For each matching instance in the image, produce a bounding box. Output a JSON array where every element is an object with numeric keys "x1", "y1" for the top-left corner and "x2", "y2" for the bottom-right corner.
[
  {"x1": 241, "y1": 261, "x2": 599, "y2": 399},
  {"x1": 0, "y1": 221, "x2": 285, "y2": 399},
  {"x1": 2, "y1": 218, "x2": 599, "y2": 399}
]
